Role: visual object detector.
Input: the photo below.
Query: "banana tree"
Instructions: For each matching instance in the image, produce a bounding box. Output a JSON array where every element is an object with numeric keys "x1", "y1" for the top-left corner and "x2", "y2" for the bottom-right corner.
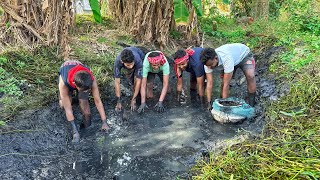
[{"x1": 108, "y1": 0, "x2": 203, "y2": 49}]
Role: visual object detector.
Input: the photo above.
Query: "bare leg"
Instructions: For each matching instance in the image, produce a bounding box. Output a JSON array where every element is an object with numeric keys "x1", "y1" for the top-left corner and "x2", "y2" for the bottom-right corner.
[
  {"x1": 243, "y1": 64, "x2": 256, "y2": 106},
  {"x1": 79, "y1": 99, "x2": 91, "y2": 128}
]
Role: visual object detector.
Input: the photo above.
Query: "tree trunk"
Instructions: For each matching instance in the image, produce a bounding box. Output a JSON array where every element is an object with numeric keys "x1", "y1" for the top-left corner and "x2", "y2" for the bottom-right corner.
[
  {"x1": 0, "y1": 0, "x2": 74, "y2": 58},
  {"x1": 108, "y1": 0, "x2": 199, "y2": 49}
]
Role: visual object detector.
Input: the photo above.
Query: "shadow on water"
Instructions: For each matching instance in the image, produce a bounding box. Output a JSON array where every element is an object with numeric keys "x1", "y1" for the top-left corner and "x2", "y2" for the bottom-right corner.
[{"x1": 0, "y1": 47, "x2": 282, "y2": 179}]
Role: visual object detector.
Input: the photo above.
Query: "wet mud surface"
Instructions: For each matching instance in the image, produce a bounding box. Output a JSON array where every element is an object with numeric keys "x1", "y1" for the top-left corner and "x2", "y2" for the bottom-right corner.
[{"x1": 0, "y1": 47, "x2": 285, "y2": 179}]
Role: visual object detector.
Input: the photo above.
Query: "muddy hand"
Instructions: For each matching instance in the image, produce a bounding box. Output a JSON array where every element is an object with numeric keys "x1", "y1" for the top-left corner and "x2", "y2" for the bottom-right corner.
[
  {"x1": 72, "y1": 132, "x2": 80, "y2": 143},
  {"x1": 154, "y1": 101, "x2": 165, "y2": 113},
  {"x1": 101, "y1": 120, "x2": 110, "y2": 131},
  {"x1": 70, "y1": 120, "x2": 80, "y2": 143},
  {"x1": 137, "y1": 103, "x2": 148, "y2": 114},
  {"x1": 115, "y1": 102, "x2": 123, "y2": 114},
  {"x1": 130, "y1": 99, "x2": 137, "y2": 112}
]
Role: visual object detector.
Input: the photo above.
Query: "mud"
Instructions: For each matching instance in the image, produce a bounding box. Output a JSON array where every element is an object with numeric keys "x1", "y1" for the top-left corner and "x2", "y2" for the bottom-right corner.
[
  {"x1": 0, "y1": 47, "x2": 284, "y2": 179},
  {"x1": 218, "y1": 100, "x2": 241, "y2": 106}
]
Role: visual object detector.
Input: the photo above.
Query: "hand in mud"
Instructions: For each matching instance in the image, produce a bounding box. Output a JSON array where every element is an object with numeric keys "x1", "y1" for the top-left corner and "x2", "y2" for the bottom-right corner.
[
  {"x1": 154, "y1": 101, "x2": 165, "y2": 113},
  {"x1": 137, "y1": 103, "x2": 148, "y2": 114},
  {"x1": 72, "y1": 132, "x2": 80, "y2": 143},
  {"x1": 101, "y1": 120, "x2": 110, "y2": 131},
  {"x1": 130, "y1": 99, "x2": 137, "y2": 112},
  {"x1": 115, "y1": 102, "x2": 123, "y2": 114}
]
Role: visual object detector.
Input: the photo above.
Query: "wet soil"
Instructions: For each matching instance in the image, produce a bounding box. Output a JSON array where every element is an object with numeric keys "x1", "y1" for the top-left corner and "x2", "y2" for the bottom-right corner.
[{"x1": 0, "y1": 47, "x2": 284, "y2": 179}]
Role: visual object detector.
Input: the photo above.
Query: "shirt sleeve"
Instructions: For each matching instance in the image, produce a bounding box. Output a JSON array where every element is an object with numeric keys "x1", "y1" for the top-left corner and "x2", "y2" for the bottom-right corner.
[
  {"x1": 204, "y1": 65, "x2": 213, "y2": 73},
  {"x1": 222, "y1": 55, "x2": 235, "y2": 73},
  {"x1": 114, "y1": 55, "x2": 122, "y2": 78},
  {"x1": 162, "y1": 58, "x2": 170, "y2": 76},
  {"x1": 135, "y1": 67, "x2": 143, "y2": 79},
  {"x1": 194, "y1": 63, "x2": 205, "y2": 77}
]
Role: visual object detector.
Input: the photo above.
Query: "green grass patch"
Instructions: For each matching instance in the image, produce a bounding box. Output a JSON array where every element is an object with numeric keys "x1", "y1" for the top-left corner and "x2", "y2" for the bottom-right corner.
[
  {"x1": 0, "y1": 6, "x2": 3, "y2": 16},
  {"x1": 0, "y1": 47, "x2": 62, "y2": 120},
  {"x1": 193, "y1": 60, "x2": 320, "y2": 179},
  {"x1": 194, "y1": 6, "x2": 320, "y2": 179}
]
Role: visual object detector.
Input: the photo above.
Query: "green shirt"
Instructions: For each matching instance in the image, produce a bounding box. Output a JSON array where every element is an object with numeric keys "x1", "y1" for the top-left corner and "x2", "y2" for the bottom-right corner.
[{"x1": 142, "y1": 51, "x2": 170, "y2": 78}]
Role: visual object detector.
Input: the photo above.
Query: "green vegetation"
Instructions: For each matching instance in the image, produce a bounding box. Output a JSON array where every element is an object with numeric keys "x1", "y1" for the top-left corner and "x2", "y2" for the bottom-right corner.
[
  {"x1": 0, "y1": 48, "x2": 62, "y2": 119},
  {"x1": 0, "y1": 14, "x2": 130, "y2": 122},
  {"x1": 193, "y1": 0, "x2": 320, "y2": 179}
]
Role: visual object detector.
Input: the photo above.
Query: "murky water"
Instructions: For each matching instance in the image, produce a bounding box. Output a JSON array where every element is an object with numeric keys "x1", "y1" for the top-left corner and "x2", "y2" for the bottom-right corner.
[{"x1": 0, "y1": 48, "x2": 282, "y2": 179}]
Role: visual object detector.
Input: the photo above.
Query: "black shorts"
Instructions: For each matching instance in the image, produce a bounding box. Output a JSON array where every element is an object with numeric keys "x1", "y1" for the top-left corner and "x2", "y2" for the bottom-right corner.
[
  {"x1": 147, "y1": 72, "x2": 164, "y2": 83},
  {"x1": 220, "y1": 52, "x2": 255, "y2": 78}
]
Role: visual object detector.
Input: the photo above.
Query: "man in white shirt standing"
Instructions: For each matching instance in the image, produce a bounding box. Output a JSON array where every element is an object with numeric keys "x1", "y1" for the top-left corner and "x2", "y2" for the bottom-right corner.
[{"x1": 201, "y1": 43, "x2": 256, "y2": 108}]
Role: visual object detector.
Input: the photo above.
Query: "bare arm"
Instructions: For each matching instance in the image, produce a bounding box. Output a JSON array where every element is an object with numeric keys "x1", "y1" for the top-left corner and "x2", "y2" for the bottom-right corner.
[
  {"x1": 114, "y1": 78, "x2": 121, "y2": 98},
  {"x1": 196, "y1": 76, "x2": 205, "y2": 97},
  {"x1": 159, "y1": 74, "x2": 169, "y2": 102},
  {"x1": 221, "y1": 72, "x2": 233, "y2": 98},
  {"x1": 132, "y1": 78, "x2": 141, "y2": 101},
  {"x1": 59, "y1": 76, "x2": 74, "y2": 121},
  {"x1": 206, "y1": 73, "x2": 213, "y2": 103},
  {"x1": 140, "y1": 77, "x2": 147, "y2": 103},
  {"x1": 92, "y1": 80, "x2": 107, "y2": 121}
]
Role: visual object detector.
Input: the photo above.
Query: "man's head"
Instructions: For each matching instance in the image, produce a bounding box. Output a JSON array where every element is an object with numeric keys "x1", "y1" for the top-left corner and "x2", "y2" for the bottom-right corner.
[
  {"x1": 121, "y1": 49, "x2": 135, "y2": 69},
  {"x1": 201, "y1": 48, "x2": 218, "y2": 69},
  {"x1": 148, "y1": 52, "x2": 163, "y2": 71},
  {"x1": 173, "y1": 50, "x2": 189, "y2": 71},
  {"x1": 74, "y1": 71, "x2": 93, "y2": 91}
]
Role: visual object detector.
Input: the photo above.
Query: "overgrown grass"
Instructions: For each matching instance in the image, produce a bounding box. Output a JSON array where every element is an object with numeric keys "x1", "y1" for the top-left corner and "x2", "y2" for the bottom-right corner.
[
  {"x1": 0, "y1": 14, "x2": 134, "y2": 123},
  {"x1": 193, "y1": 10, "x2": 320, "y2": 180},
  {"x1": 0, "y1": 47, "x2": 62, "y2": 120}
]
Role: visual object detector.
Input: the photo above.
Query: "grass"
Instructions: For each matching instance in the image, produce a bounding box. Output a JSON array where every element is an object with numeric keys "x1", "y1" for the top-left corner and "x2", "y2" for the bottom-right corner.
[
  {"x1": 0, "y1": 14, "x2": 135, "y2": 122},
  {"x1": 0, "y1": 47, "x2": 62, "y2": 120},
  {"x1": 192, "y1": 11, "x2": 320, "y2": 180}
]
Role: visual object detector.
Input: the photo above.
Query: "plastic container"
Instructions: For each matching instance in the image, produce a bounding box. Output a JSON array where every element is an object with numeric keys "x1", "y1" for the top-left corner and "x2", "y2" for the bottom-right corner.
[{"x1": 211, "y1": 97, "x2": 254, "y2": 123}]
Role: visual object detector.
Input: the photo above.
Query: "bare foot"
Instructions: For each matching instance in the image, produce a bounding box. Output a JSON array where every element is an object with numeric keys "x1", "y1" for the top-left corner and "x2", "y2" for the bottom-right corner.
[{"x1": 101, "y1": 120, "x2": 110, "y2": 131}]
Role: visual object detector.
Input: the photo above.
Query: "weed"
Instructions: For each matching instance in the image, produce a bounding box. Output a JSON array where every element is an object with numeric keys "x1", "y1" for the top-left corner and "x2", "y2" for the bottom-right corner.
[
  {"x1": 0, "y1": 120, "x2": 6, "y2": 127},
  {"x1": 97, "y1": 37, "x2": 107, "y2": 43}
]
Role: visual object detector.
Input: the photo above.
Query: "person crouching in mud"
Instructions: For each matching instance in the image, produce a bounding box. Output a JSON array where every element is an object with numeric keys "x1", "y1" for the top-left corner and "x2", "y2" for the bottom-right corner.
[
  {"x1": 58, "y1": 60, "x2": 109, "y2": 142},
  {"x1": 173, "y1": 47, "x2": 206, "y2": 106},
  {"x1": 200, "y1": 43, "x2": 256, "y2": 107},
  {"x1": 114, "y1": 47, "x2": 145, "y2": 112},
  {"x1": 137, "y1": 51, "x2": 170, "y2": 113}
]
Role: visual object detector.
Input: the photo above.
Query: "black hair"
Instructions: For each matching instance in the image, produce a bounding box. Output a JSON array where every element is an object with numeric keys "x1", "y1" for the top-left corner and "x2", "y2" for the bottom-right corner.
[
  {"x1": 74, "y1": 71, "x2": 93, "y2": 90},
  {"x1": 200, "y1": 48, "x2": 217, "y2": 64},
  {"x1": 173, "y1": 50, "x2": 187, "y2": 60},
  {"x1": 148, "y1": 52, "x2": 160, "y2": 57},
  {"x1": 120, "y1": 49, "x2": 134, "y2": 63}
]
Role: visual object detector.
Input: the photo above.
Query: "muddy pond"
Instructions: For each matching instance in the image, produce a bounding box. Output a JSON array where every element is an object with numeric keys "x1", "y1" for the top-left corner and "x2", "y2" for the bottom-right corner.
[{"x1": 0, "y1": 48, "x2": 284, "y2": 179}]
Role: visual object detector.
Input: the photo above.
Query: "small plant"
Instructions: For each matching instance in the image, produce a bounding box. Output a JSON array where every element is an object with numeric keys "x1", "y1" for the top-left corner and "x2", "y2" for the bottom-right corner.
[
  {"x1": 169, "y1": 30, "x2": 182, "y2": 40},
  {"x1": 0, "y1": 120, "x2": 6, "y2": 127},
  {"x1": 97, "y1": 37, "x2": 107, "y2": 43}
]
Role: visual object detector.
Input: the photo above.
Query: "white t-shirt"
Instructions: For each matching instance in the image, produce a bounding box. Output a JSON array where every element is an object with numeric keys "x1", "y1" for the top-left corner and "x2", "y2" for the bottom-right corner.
[{"x1": 204, "y1": 43, "x2": 250, "y2": 73}]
